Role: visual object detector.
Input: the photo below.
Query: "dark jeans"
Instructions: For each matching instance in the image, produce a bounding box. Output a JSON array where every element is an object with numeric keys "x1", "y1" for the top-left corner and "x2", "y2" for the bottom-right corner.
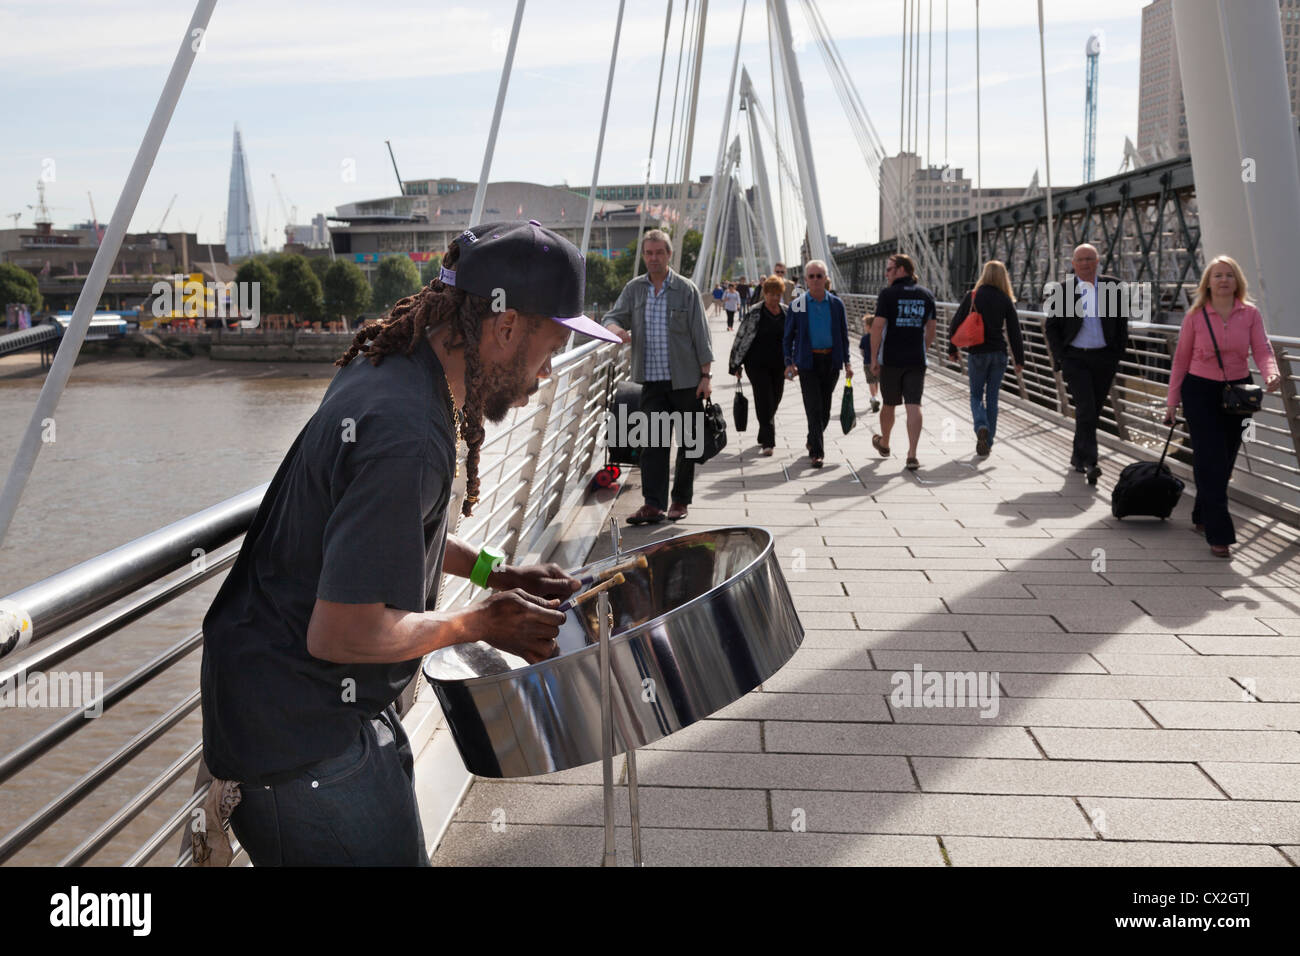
[
  {"x1": 967, "y1": 351, "x2": 1008, "y2": 444},
  {"x1": 639, "y1": 380, "x2": 703, "y2": 509},
  {"x1": 725, "y1": 309, "x2": 736, "y2": 329},
  {"x1": 744, "y1": 360, "x2": 786, "y2": 448},
  {"x1": 1183, "y1": 372, "x2": 1251, "y2": 546},
  {"x1": 1061, "y1": 347, "x2": 1120, "y2": 468},
  {"x1": 799, "y1": 353, "x2": 839, "y2": 458},
  {"x1": 228, "y1": 705, "x2": 430, "y2": 866}
]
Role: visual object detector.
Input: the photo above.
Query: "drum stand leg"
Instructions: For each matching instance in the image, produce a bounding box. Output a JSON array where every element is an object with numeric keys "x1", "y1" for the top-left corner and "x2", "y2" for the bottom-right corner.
[
  {"x1": 598, "y1": 589, "x2": 644, "y2": 867},
  {"x1": 598, "y1": 590, "x2": 617, "y2": 867}
]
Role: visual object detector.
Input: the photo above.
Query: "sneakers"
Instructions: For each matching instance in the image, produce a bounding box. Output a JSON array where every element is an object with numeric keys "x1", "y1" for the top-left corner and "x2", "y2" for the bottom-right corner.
[
  {"x1": 975, "y1": 427, "x2": 990, "y2": 457},
  {"x1": 1086, "y1": 464, "x2": 1102, "y2": 486},
  {"x1": 870, "y1": 398, "x2": 880, "y2": 413}
]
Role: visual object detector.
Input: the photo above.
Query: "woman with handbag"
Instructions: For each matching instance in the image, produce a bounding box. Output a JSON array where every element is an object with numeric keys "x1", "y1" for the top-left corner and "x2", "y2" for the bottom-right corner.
[
  {"x1": 946, "y1": 260, "x2": 1025, "y2": 456},
  {"x1": 1164, "y1": 255, "x2": 1281, "y2": 557},
  {"x1": 729, "y1": 274, "x2": 789, "y2": 456}
]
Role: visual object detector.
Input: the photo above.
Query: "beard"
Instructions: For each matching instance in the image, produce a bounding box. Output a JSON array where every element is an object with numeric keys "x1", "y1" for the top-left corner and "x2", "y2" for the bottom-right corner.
[{"x1": 480, "y1": 343, "x2": 538, "y2": 423}]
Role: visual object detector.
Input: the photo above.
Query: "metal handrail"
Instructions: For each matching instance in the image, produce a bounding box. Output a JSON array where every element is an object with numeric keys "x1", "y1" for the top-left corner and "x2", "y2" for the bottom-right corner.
[
  {"x1": 0, "y1": 337, "x2": 628, "y2": 866},
  {"x1": 840, "y1": 292, "x2": 1300, "y2": 523}
]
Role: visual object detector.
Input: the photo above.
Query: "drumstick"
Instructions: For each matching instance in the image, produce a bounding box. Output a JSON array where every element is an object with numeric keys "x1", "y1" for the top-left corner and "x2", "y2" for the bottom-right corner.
[
  {"x1": 557, "y1": 572, "x2": 625, "y2": 613},
  {"x1": 577, "y1": 554, "x2": 647, "y2": 588}
]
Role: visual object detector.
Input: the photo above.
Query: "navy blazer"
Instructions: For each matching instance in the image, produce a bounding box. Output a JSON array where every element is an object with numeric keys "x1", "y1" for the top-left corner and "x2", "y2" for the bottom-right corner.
[{"x1": 783, "y1": 291, "x2": 850, "y2": 371}]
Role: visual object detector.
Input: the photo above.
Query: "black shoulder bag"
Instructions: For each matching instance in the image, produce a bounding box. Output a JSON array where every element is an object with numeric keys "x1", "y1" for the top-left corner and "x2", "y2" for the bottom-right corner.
[{"x1": 1201, "y1": 307, "x2": 1263, "y2": 416}]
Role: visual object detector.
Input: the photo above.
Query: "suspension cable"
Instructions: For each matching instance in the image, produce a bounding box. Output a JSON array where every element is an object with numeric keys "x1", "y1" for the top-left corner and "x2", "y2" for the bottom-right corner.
[
  {"x1": 657, "y1": 0, "x2": 692, "y2": 244},
  {"x1": 975, "y1": 0, "x2": 983, "y2": 267},
  {"x1": 579, "y1": 0, "x2": 627, "y2": 256},
  {"x1": 926, "y1": 0, "x2": 933, "y2": 164},
  {"x1": 633, "y1": 1, "x2": 676, "y2": 279},
  {"x1": 1037, "y1": 0, "x2": 1056, "y2": 287}
]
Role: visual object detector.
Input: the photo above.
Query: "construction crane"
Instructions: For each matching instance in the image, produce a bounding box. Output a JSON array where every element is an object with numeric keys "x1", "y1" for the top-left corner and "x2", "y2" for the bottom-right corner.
[
  {"x1": 5, "y1": 212, "x2": 20, "y2": 227},
  {"x1": 87, "y1": 191, "x2": 102, "y2": 245},
  {"x1": 153, "y1": 193, "x2": 178, "y2": 234},
  {"x1": 385, "y1": 140, "x2": 404, "y2": 194},
  {"x1": 1083, "y1": 31, "x2": 1102, "y2": 183},
  {"x1": 270, "y1": 173, "x2": 298, "y2": 243}
]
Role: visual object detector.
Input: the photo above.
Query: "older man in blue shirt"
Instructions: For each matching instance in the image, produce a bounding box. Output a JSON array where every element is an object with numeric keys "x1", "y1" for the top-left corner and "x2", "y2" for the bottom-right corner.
[{"x1": 783, "y1": 260, "x2": 852, "y2": 468}]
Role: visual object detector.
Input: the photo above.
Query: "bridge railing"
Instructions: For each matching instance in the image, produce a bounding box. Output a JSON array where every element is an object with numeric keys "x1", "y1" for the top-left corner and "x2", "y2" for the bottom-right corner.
[
  {"x1": 0, "y1": 337, "x2": 628, "y2": 866},
  {"x1": 840, "y1": 293, "x2": 1300, "y2": 525}
]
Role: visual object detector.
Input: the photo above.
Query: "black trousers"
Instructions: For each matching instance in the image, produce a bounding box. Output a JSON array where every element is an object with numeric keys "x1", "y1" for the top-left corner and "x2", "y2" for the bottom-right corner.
[
  {"x1": 1061, "y1": 347, "x2": 1120, "y2": 468},
  {"x1": 744, "y1": 360, "x2": 786, "y2": 448},
  {"x1": 639, "y1": 380, "x2": 703, "y2": 510},
  {"x1": 799, "y1": 353, "x2": 839, "y2": 458},
  {"x1": 1182, "y1": 372, "x2": 1251, "y2": 546}
]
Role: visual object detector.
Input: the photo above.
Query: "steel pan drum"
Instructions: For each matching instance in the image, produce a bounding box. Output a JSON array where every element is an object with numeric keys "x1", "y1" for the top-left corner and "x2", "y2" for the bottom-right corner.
[{"x1": 423, "y1": 527, "x2": 803, "y2": 777}]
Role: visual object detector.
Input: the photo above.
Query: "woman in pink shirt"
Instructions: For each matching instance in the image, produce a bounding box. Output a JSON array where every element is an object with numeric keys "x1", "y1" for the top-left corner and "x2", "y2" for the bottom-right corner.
[{"x1": 1164, "y1": 255, "x2": 1281, "y2": 556}]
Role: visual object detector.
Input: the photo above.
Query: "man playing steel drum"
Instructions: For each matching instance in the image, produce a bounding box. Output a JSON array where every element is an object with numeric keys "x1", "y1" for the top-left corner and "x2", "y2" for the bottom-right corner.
[{"x1": 200, "y1": 221, "x2": 618, "y2": 865}]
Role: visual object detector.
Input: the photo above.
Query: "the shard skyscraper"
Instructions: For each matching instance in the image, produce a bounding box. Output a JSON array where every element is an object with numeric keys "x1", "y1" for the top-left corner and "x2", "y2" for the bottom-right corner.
[{"x1": 225, "y1": 124, "x2": 261, "y2": 259}]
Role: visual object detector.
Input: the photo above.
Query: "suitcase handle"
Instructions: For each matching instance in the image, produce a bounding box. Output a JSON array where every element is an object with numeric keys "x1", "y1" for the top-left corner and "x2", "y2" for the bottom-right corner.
[{"x1": 1158, "y1": 419, "x2": 1177, "y2": 469}]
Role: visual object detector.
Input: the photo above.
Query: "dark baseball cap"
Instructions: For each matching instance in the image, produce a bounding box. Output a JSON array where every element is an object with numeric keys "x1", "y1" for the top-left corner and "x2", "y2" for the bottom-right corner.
[{"x1": 439, "y1": 220, "x2": 621, "y2": 343}]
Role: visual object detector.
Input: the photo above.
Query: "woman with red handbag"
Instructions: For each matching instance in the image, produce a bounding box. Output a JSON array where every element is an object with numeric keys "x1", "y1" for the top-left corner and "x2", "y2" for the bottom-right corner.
[
  {"x1": 948, "y1": 260, "x2": 1025, "y2": 456},
  {"x1": 1164, "y1": 255, "x2": 1282, "y2": 557}
]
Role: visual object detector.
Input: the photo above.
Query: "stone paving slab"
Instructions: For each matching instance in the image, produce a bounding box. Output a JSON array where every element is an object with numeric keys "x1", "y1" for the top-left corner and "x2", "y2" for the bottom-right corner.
[
  {"x1": 769, "y1": 791, "x2": 1095, "y2": 839},
  {"x1": 1076, "y1": 796, "x2": 1300, "y2": 843},
  {"x1": 941, "y1": 837, "x2": 1291, "y2": 867},
  {"x1": 911, "y1": 756, "x2": 1222, "y2": 798},
  {"x1": 429, "y1": 315, "x2": 1300, "y2": 867},
  {"x1": 1199, "y1": 762, "x2": 1300, "y2": 800},
  {"x1": 434, "y1": 824, "x2": 946, "y2": 866}
]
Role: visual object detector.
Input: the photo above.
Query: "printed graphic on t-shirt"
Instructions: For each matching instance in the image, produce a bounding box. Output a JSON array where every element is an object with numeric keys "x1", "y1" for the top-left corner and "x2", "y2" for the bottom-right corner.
[{"x1": 896, "y1": 298, "x2": 928, "y2": 328}]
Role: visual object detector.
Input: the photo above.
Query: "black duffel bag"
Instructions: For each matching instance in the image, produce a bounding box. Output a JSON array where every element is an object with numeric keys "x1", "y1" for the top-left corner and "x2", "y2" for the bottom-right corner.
[
  {"x1": 605, "y1": 380, "x2": 643, "y2": 465},
  {"x1": 1112, "y1": 422, "x2": 1185, "y2": 520},
  {"x1": 699, "y1": 400, "x2": 728, "y2": 464}
]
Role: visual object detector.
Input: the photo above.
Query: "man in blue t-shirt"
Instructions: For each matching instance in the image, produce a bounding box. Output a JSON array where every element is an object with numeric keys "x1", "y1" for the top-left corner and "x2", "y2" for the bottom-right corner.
[{"x1": 867, "y1": 253, "x2": 936, "y2": 470}]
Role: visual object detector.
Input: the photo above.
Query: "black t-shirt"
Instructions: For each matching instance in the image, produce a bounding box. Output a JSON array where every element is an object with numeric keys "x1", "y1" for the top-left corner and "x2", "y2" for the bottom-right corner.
[
  {"x1": 749, "y1": 304, "x2": 787, "y2": 367},
  {"x1": 201, "y1": 332, "x2": 456, "y2": 784},
  {"x1": 871, "y1": 276, "x2": 936, "y2": 367}
]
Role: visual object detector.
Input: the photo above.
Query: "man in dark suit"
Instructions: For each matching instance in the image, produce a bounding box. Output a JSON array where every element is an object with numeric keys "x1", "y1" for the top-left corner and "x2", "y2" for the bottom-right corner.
[{"x1": 1044, "y1": 243, "x2": 1130, "y2": 485}]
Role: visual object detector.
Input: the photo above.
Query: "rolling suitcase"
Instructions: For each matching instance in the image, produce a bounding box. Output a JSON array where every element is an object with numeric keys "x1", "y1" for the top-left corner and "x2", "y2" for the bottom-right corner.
[{"x1": 1111, "y1": 422, "x2": 1184, "y2": 520}]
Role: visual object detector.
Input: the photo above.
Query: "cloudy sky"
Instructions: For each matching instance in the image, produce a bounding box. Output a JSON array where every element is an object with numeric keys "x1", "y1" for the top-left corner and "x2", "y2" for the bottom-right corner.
[{"x1": 3, "y1": 0, "x2": 1148, "y2": 252}]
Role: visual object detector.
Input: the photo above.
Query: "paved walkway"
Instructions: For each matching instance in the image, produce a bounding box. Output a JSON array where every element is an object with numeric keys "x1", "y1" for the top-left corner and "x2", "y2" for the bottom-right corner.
[{"x1": 432, "y1": 306, "x2": 1300, "y2": 866}]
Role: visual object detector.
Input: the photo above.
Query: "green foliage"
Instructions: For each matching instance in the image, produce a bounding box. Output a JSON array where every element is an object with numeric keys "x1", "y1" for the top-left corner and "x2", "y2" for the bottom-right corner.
[
  {"x1": 307, "y1": 255, "x2": 332, "y2": 285},
  {"x1": 584, "y1": 254, "x2": 622, "y2": 310},
  {"x1": 275, "y1": 254, "x2": 324, "y2": 321},
  {"x1": 680, "y1": 228, "x2": 702, "y2": 278},
  {"x1": 323, "y1": 259, "x2": 372, "y2": 322},
  {"x1": 0, "y1": 263, "x2": 43, "y2": 313},
  {"x1": 371, "y1": 255, "x2": 421, "y2": 313},
  {"x1": 418, "y1": 255, "x2": 444, "y2": 287},
  {"x1": 234, "y1": 258, "x2": 279, "y2": 313}
]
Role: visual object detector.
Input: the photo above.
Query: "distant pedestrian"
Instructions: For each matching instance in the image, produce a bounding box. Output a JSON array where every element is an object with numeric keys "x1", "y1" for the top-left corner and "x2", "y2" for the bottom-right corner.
[
  {"x1": 1165, "y1": 255, "x2": 1281, "y2": 558},
  {"x1": 868, "y1": 253, "x2": 936, "y2": 470},
  {"x1": 784, "y1": 260, "x2": 851, "y2": 468},
  {"x1": 737, "y1": 277, "x2": 751, "y2": 309},
  {"x1": 1044, "y1": 243, "x2": 1130, "y2": 485},
  {"x1": 730, "y1": 274, "x2": 789, "y2": 456},
  {"x1": 711, "y1": 283, "x2": 724, "y2": 316},
  {"x1": 772, "y1": 261, "x2": 796, "y2": 305},
  {"x1": 602, "y1": 228, "x2": 714, "y2": 525},
  {"x1": 947, "y1": 260, "x2": 1025, "y2": 456},
  {"x1": 722, "y1": 283, "x2": 741, "y2": 331}
]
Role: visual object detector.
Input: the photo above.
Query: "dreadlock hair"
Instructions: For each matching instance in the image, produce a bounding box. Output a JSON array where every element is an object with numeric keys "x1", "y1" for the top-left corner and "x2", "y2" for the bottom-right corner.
[{"x1": 335, "y1": 242, "x2": 492, "y2": 517}]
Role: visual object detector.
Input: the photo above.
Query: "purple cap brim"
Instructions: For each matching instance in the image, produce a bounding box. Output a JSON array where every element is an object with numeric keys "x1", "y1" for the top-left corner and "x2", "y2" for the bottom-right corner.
[{"x1": 553, "y1": 314, "x2": 623, "y2": 343}]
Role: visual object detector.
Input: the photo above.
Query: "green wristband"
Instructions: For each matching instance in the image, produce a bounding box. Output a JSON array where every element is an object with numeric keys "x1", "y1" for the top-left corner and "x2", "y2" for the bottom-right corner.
[{"x1": 471, "y1": 545, "x2": 506, "y2": 589}]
